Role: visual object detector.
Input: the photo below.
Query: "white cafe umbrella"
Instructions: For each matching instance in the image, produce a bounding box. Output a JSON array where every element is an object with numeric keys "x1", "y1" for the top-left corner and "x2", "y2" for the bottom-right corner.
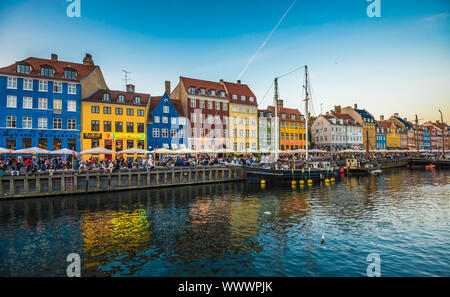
[
  {"x1": 152, "y1": 148, "x2": 173, "y2": 154},
  {"x1": 119, "y1": 148, "x2": 151, "y2": 154},
  {"x1": 0, "y1": 147, "x2": 12, "y2": 153},
  {"x1": 51, "y1": 148, "x2": 77, "y2": 155},
  {"x1": 80, "y1": 147, "x2": 116, "y2": 155},
  {"x1": 175, "y1": 148, "x2": 197, "y2": 154},
  {"x1": 14, "y1": 147, "x2": 51, "y2": 154}
]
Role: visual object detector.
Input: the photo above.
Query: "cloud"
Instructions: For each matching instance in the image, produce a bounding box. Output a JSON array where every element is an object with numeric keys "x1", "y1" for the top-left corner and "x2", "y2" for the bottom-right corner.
[{"x1": 424, "y1": 12, "x2": 449, "y2": 22}]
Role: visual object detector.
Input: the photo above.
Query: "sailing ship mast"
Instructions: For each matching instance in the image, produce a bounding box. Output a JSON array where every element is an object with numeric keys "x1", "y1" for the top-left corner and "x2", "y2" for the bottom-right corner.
[
  {"x1": 274, "y1": 78, "x2": 280, "y2": 162},
  {"x1": 304, "y1": 65, "x2": 309, "y2": 161}
]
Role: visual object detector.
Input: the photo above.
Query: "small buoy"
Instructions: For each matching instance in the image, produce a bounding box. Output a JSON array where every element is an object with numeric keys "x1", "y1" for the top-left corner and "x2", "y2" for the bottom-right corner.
[
  {"x1": 330, "y1": 178, "x2": 335, "y2": 182},
  {"x1": 264, "y1": 211, "x2": 271, "y2": 215},
  {"x1": 299, "y1": 180, "x2": 305, "y2": 185},
  {"x1": 320, "y1": 234, "x2": 325, "y2": 244},
  {"x1": 261, "y1": 180, "x2": 266, "y2": 185},
  {"x1": 325, "y1": 179, "x2": 330, "y2": 183},
  {"x1": 307, "y1": 179, "x2": 313, "y2": 184},
  {"x1": 291, "y1": 180, "x2": 297, "y2": 186}
]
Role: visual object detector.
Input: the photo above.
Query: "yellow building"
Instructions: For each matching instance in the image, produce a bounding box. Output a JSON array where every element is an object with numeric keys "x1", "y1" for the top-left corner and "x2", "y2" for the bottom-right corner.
[
  {"x1": 268, "y1": 103, "x2": 306, "y2": 151},
  {"x1": 379, "y1": 120, "x2": 401, "y2": 149},
  {"x1": 341, "y1": 104, "x2": 376, "y2": 150},
  {"x1": 222, "y1": 80, "x2": 258, "y2": 152},
  {"x1": 81, "y1": 86, "x2": 150, "y2": 160}
]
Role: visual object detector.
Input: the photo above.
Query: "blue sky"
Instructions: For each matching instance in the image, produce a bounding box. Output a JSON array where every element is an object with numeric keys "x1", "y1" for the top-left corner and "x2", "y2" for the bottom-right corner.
[{"x1": 0, "y1": 0, "x2": 448, "y2": 122}]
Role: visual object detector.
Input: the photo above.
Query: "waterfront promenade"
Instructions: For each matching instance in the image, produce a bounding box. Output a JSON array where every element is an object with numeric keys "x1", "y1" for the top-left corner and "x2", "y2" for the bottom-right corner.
[{"x1": 0, "y1": 166, "x2": 246, "y2": 200}]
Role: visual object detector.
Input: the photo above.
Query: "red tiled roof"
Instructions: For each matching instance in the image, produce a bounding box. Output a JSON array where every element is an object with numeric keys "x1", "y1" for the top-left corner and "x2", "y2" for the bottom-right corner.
[
  {"x1": 222, "y1": 81, "x2": 257, "y2": 106},
  {"x1": 267, "y1": 105, "x2": 304, "y2": 122},
  {"x1": 82, "y1": 89, "x2": 150, "y2": 107},
  {"x1": 148, "y1": 96, "x2": 185, "y2": 123},
  {"x1": 0, "y1": 56, "x2": 98, "y2": 82},
  {"x1": 180, "y1": 76, "x2": 228, "y2": 99}
]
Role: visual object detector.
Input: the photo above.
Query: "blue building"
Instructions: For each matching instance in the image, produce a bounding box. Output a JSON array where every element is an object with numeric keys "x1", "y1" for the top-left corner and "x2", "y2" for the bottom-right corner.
[
  {"x1": 375, "y1": 122, "x2": 386, "y2": 150},
  {"x1": 0, "y1": 54, "x2": 101, "y2": 152},
  {"x1": 147, "y1": 92, "x2": 187, "y2": 150},
  {"x1": 423, "y1": 128, "x2": 431, "y2": 151}
]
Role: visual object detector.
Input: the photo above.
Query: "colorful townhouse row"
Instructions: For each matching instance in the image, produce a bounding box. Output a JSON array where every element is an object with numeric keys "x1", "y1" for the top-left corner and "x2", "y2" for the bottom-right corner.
[
  {"x1": 0, "y1": 53, "x2": 448, "y2": 158},
  {"x1": 311, "y1": 105, "x2": 450, "y2": 152}
]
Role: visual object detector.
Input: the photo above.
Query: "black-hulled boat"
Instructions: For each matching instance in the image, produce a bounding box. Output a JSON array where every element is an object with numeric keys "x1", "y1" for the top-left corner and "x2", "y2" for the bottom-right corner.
[{"x1": 345, "y1": 158, "x2": 381, "y2": 176}]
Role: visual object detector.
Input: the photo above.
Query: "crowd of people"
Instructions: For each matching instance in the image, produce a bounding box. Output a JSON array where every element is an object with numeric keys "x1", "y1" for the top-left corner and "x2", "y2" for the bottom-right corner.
[{"x1": 0, "y1": 151, "x2": 438, "y2": 177}]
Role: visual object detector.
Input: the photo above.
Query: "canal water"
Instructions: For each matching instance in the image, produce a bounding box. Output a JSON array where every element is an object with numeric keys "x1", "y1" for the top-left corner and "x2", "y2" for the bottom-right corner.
[{"x1": 0, "y1": 169, "x2": 448, "y2": 277}]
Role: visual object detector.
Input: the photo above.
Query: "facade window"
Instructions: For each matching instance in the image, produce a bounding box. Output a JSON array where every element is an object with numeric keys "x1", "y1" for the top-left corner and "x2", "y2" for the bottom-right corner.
[
  {"x1": 22, "y1": 117, "x2": 32, "y2": 129},
  {"x1": 39, "y1": 80, "x2": 48, "y2": 92},
  {"x1": 23, "y1": 79, "x2": 33, "y2": 91},
  {"x1": 67, "y1": 100, "x2": 76, "y2": 112},
  {"x1": 162, "y1": 129, "x2": 169, "y2": 138},
  {"x1": 103, "y1": 121, "x2": 112, "y2": 132},
  {"x1": 163, "y1": 106, "x2": 169, "y2": 113},
  {"x1": 126, "y1": 109, "x2": 134, "y2": 116},
  {"x1": 215, "y1": 115, "x2": 221, "y2": 124},
  {"x1": 153, "y1": 128, "x2": 160, "y2": 138},
  {"x1": 126, "y1": 122, "x2": 134, "y2": 133},
  {"x1": 223, "y1": 103, "x2": 228, "y2": 111},
  {"x1": 115, "y1": 108, "x2": 123, "y2": 115},
  {"x1": 127, "y1": 140, "x2": 134, "y2": 149},
  {"x1": 53, "y1": 82, "x2": 62, "y2": 93},
  {"x1": 215, "y1": 102, "x2": 220, "y2": 110},
  {"x1": 38, "y1": 117, "x2": 47, "y2": 129},
  {"x1": 209, "y1": 89, "x2": 216, "y2": 96},
  {"x1": 7, "y1": 77, "x2": 17, "y2": 89},
  {"x1": 68, "y1": 83, "x2": 77, "y2": 95},
  {"x1": 241, "y1": 95, "x2": 246, "y2": 101},
  {"x1": 190, "y1": 99, "x2": 196, "y2": 108},
  {"x1": 64, "y1": 69, "x2": 77, "y2": 79},
  {"x1": 40, "y1": 67, "x2": 53, "y2": 76},
  {"x1": 207, "y1": 101, "x2": 213, "y2": 109},
  {"x1": 53, "y1": 99, "x2": 62, "y2": 111},
  {"x1": 232, "y1": 104, "x2": 237, "y2": 112},
  {"x1": 115, "y1": 121, "x2": 123, "y2": 132},
  {"x1": 137, "y1": 109, "x2": 144, "y2": 116},
  {"x1": 171, "y1": 117, "x2": 177, "y2": 125},
  {"x1": 23, "y1": 97, "x2": 33, "y2": 109},
  {"x1": 22, "y1": 138, "x2": 32, "y2": 148},
  {"x1": 17, "y1": 64, "x2": 30, "y2": 74},
  {"x1": 154, "y1": 116, "x2": 160, "y2": 123},
  {"x1": 53, "y1": 118, "x2": 62, "y2": 130},
  {"x1": 137, "y1": 123, "x2": 145, "y2": 133},
  {"x1": 103, "y1": 107, "x2": 111, "y2": 114},
  {"x1": 179, "y1": 118, "x2": 186, "y2": 125},
  {"x1": 91, "y1": 106, "x2": 100, "y2": 113},
  {"x1": 162, "y1": 117, "x2": 168, "y2": 124},
  {"x1": 6, "y1": 116, "x2": 16, "y2": 128},
  {"x1": 171, "y1": 129, "x2": 177, "y2": 138},
  {"x1": 179, "y1": 130, "x2": 185, "y2": 138},
  {"x1": 191, "y1": 113, "x2": 196, "y2": 123},
  {"x1": 189, "y1": 87, "x2": 196, "y2": 95},
  {"x1": 102, "y1": 93, "x2": 111, "y2": 102},
  {"x1": 133, "y1": 96, "x2": 141, "y2": 104},
  {"x1": 38, "y1": 138, "x2": 47, "y2": 149},
  {"x1": 7, "y1": 96, "x2": 17, "y2": 108},
  {"x1": 91, "y1": 120, "x2": 100, "y2": 131},
  {"x1": 199, "y1": 100, "x2": 205, "y2": 108},
  {"x1": 68, "y1": 119, "x2": 76, "y2": 130},
  {"x1": 117, "y1": 95, "x2": 125, "y2": 103}
]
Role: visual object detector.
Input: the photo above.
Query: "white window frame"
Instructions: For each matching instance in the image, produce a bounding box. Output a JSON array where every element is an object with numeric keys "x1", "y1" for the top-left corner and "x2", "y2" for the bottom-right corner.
[
  {"x1": 53, "y1": 81, "x2": 63, "y2": 93},
  {"x1": 22, "y1": 117, "x2": 32, "y2": 129},
  {"x1": 38, "y1": 80, "x2": 48, "y2": 92},
  {"x1": 154, "y1": 116, "x2": 160, "y2": 123},
  {"x1": 23, "y1": 79, "x2": 33, "y2": 91},
  {"x1": 7, "y1": 95, "x2": 17, "y2": 108},
  {"x1": 23, "y1": 97, "x2": 33, "y2": 109},
  {"x1": 53, "y1": 118, "x2": 62, "y2": 130},
  {"x1": 7, "y1": 77, "x2": 17, "y2": 89},
  {"x1": 38, "y1": 117, "x2": 47, "y2": 129},
  {"x1": 68, "y1": 83, "x2": 77, "y2": 95},
  {"x1": 67, "y1": 100, "x2": 76, "y2": 112},
  {"x1": 6, "y1": 116, "x2": 17, "y2": 128},
  {"x1": 163, "y1": 106, "x2": 169, "y2": 113},
  {"x1": 67, "y1": 119, "x2": 76, "y2": 130},
  {"x1": 162, "y1": 129, "x2": 169, "y2": 138}
]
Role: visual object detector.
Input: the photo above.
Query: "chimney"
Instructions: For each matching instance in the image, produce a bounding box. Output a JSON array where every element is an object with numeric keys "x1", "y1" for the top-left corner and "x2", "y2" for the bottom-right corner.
[
  {"x1": 83, "y1": 53, "x2": 94, "y2": 66},
  {"x1": 126, "y1": 84, "x2": 135, "y2": 93},
  {"x1": 354, "y1": 103, "x2": 358, "y2": 109},
  {"x1": 334, "y1": 105, "x2": 341, "y2": 114},
  {"x1": 51, "y1": 53, "x2": 58, "y2": 61},
  {"x1": 219, "y1": 79, "x2": 224, "y2": 84},
  {"x1": 277, "y1": 99, "x2": 284, "y2": 108},
  {"x1": 236, "y1": 80, "x2": 241, "y2": 85},
  {"x1": 165, "y1": 81, "x2": 171, "y2": 94},
  {"x1": 394, "y1": 113, "x2": 399, "y2": 117},
  {"x1": 380, "y1": 115, "x2": 384, "y2": 121}
]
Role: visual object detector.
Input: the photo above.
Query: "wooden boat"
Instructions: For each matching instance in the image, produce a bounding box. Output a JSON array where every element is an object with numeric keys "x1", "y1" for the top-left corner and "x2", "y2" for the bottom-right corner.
[{"x1": 345, "y1": 158, "x2": 381, "y2": 176}]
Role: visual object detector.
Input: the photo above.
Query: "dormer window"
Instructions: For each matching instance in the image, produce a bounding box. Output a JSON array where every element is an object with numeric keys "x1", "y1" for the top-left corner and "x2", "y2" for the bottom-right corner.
[
  {"x1": 241, "y1": 95, "x2": 246, "y2": 101},
  {"x1": 40, "y1": 66, "x2": 53, "y2": 76},
  {"x1": 102, "y1": 93, "x2": 111, "y2": 102},
  {"x1": 232, "y1": 94, "x2": 237, "y2": 100},
  {"x1": 291, "y1": 115, "x2": 296, "y2": 120},
  {"x1": 64, "y1": 69, "x2": 77, "y2": 79},
  {"x1": 218, "y1": 91, "x2": 225, "y2": 97},
  {"x1": 249, "y1": 97, "x2": 254, "y2": 102},
  {"x1": 198, "y1": 88, "x2": 206, "y2": 95},
  {"x1": 17, "y1": 64, "x2": 30, "y2": 74},
  {"x1": 209, "y1": 89, "x2": 216, "y2": 96},
  {"x1": 117, "y1": 94, "x2": 125, "y2": 103},
  {"x1": 133, "y1": 96, "x2": 141, "y2": 104},
  {"x1": 189, "y1": 87, "x2": 196, "y2": 95}
]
